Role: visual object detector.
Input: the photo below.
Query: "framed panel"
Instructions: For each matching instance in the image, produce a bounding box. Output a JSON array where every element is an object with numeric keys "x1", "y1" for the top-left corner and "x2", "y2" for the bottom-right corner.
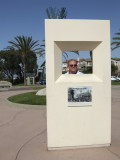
[{"x1": 68, "y1": 86, "x2": 92, "y2": 106}]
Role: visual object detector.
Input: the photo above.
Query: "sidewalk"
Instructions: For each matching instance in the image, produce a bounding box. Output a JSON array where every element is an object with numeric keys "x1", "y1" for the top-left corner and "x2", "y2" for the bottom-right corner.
[{"x1": 0, "y1": 86, "x2": 120, "y2": 160}]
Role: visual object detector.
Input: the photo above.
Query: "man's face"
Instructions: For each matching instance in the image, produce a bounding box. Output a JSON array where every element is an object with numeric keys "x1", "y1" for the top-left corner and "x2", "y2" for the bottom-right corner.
[{"x1": 68, "y1": 60, "x2": 77, "y2": 74}]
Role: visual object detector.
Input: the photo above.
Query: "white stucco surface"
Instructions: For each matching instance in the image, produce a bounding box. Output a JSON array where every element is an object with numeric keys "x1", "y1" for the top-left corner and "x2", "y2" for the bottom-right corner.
[
  {"x1": 45, "y1": 19, "x2": 111, "y2": 149},
  {"x1": 36, "y1": 88, "x2": 46, "y2": 95}
]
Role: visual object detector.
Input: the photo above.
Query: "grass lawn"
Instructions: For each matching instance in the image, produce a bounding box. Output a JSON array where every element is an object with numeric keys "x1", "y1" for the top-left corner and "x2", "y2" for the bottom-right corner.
[
  {"x1": 30, "y1": 85, "x2": 46, "y2": 90},
  {"x1": 112, "y1": 81, "x2": 120, "y2": 85},
  {"x1": 13, "y1": 83, "x2": 46, "y2": 90},
  {"x1": 8, "y1": 91, "x2": 46, "y2": 105}
]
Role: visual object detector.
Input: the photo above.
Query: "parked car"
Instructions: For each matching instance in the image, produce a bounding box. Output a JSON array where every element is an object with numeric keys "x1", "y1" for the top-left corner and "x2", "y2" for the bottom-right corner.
[
  {"x1": 111, "y1": 76, "x2": 117, "y2": 81},
  {"x1": 40, "y1": 79, "x2": 46, "y2": 85},
  {"x1": 116, "y1": 76, "x2": 120, "y2": 81}
]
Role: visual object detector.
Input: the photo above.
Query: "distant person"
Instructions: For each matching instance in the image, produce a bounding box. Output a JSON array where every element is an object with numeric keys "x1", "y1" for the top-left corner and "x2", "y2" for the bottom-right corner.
[{"x1": 65, "y1": 59, "x2": 83, "y2": 74}]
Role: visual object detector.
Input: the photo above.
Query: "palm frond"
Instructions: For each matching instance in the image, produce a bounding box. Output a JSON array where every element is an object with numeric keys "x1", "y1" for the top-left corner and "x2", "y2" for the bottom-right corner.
[
  {"x1": 46, "y1": 8, "x2": 50, "y2": 18},
  {"x1": 8, "y1": 40, "x2": 21, "y2": 50},
  {"x1": 30, "y1": 41, "x2": 39, "y2": 49},
  {"x1": 18, "y1": 36, "x2": 24, "y2": 49},
  {"x1": 8, "y1": 36, "x2": 40, "y2": 54},
  {"x1": 40, "y1": 44, "x2": 45, "y2": 47},
  {"x1": 46, "y1": 7, "x2": 67, "y2": 19},
  {"x1": 63, "y1": 51, "x2": 68, "y2": 59},
  {"x1": 112, "y1": 37, "x2": 120, "y2": 40},
  {"x1": 39, "y1": 49, "x2": 45, "y2": 52},
  {"x1": 111, "y1": 42, "x2": 120, "y2": 45},
  {"x1": 111, "y1": 30, "x2": 120, "y2": 54},
  {"x1": 62, "y1": 54, "x2": 67, "y2": 61},
  {"x1": 59, "y1": 7, "x2": 67, "y2": 19},
  {"x1": 32, "y1": 47, "x2": 41, "y2": 52},
  {"x1": 67, "y1": 51, "x2": 79, "y2": 56},
  {"x1": 115, "y1": 32, "x2": 120, "y2": 35},
  {"x1": 111, "y1": 46, "x2": 120, "y2": 51}
]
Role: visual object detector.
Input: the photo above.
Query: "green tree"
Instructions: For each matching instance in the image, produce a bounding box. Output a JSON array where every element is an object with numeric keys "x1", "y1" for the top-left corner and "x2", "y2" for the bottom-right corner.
[
  {"x1": 0, "y1": 49, "x2": 21, "y2": 83},
  {"x1": 8, "y1": 36, "x2": 40, "y2": 85},
  {"x1": 26, "y1": 52, "x2": 38, "y2": 73},
  {"x1": 111, "y1": 63, "x2": 118, "y2": 75}
]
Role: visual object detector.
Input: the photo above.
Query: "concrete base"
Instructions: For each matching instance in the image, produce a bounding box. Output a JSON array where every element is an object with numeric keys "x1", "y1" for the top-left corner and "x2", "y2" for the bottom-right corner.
[{"x1": 48, "y1": 144, "x2": 111, "y2": 150}]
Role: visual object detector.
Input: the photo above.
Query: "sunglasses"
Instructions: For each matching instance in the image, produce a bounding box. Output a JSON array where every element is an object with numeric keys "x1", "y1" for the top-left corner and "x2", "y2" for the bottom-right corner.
[{"x1": 69, "y1": 64, "x2": 77, "y2": 67}]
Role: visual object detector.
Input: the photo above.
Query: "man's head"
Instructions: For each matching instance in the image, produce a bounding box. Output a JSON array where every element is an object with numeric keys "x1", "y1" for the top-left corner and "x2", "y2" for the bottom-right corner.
[{"x1": 67, "y1": 59, "x2": 78, "y2": 74}]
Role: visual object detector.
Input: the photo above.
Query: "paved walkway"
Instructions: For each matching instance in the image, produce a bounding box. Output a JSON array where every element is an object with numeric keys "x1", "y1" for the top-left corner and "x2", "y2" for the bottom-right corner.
[{"x1": 0, "y1": 86, "x2": 120, "y2": 160}]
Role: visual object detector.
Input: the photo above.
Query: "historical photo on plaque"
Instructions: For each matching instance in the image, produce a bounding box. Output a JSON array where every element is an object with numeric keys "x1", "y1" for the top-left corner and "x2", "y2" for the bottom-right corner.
[{"x1": 68, "y1": 86, "x2": 92, "y2": 106}]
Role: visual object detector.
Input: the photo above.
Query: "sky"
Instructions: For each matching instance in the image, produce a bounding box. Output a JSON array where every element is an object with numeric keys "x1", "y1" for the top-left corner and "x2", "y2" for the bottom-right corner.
[{"x1": 0, "y1": 0, "x2": 120, "y2": 67}]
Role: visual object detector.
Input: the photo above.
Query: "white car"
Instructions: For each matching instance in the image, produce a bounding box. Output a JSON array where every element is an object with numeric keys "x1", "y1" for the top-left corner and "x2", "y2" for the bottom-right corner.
[
  {"x1": 111, "y1": 76, "x2": 117, "y2": 81},
  {"x1": 116, "y1": 76, "x2": 120, "y2": 81}
]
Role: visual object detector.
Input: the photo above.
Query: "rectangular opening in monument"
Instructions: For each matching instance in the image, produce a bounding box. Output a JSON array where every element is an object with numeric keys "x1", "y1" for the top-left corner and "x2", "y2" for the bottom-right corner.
[{"x1": 62, "y1": 50, "x2": 93, "y2": 74}]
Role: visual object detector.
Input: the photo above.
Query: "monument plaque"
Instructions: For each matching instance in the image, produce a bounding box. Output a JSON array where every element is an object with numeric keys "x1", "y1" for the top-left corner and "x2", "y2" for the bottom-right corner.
[{"x1": 68, "y1": 86, "x2": 92, "y2": 106}]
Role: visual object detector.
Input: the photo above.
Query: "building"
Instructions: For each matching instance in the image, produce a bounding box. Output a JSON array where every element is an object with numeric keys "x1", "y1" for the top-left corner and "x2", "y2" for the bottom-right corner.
[
  {"x1": 62, "y1": 58, "x2": 120, "y2": 75},
  {"x1": 111, "y1": 58, "x2": 120, "y2": 75}
]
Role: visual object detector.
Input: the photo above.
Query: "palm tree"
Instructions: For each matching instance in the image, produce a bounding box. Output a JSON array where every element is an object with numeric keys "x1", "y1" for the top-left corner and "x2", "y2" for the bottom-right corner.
[
  {"x1": 39, "y1": 40, "x2": 45, "y2": 57},
  {"x1": 40, "y1": 7, "x2": 79, "y2": 61},
  {"x1": 8, "y1": 36, "x2": 40, "y2": 85},
  {"x1": 46, "y1": 7, "x2": 67, "y2": 19},
  {"x1": 111, "y1": 31, "x2": 120, "y2": 51}
]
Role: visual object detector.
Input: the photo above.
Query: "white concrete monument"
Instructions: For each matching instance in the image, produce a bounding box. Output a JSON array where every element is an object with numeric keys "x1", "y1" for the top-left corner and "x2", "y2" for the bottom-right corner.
[{"x1": 45, "y1": 19, "x2": 111, "y2": 150}]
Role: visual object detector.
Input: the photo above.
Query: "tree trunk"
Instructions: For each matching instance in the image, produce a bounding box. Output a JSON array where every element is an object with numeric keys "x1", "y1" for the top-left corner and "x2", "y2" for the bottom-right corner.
[
  {"x1": 24, "y1": 63, "x2": 26, "y2": 85},
  {"x1": 11, "y1": 75, "x2": 13, "y2": 84},
  {"x1": 90, "y1": 51, "x2": 93, "y2": 72}
]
